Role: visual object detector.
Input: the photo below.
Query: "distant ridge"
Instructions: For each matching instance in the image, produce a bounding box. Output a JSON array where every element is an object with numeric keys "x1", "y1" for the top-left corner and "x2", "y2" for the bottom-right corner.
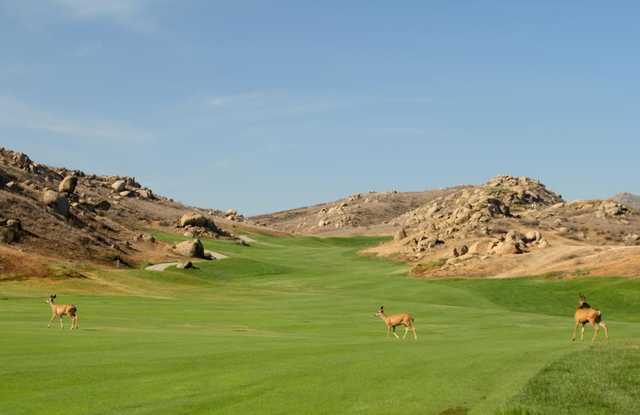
[{"x1": 611, "y1": 192, "x2": 640, "y2": 211}]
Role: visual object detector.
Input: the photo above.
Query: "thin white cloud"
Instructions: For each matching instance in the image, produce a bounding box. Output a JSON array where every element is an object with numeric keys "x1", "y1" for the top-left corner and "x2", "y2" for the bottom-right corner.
[
  {"x1": 1, "y1": 0, "x2": 156, "y2": 32},
  {"x1": 373, "y1": 127, "x2": 426, "y2": 135},
  {"x1": 0, "y1": 95, "x2": 153, "y2": 142},
  {"x1": 200, "y1": 90, "x2": 351, "y2": 122},
  {"x1": 50, "y1": 0, "x2": 155, "y2": 31},
  {"x1": 198, "y1": 91, "x2": 432, "y2": 123},
  {"x1": 204, "y1": 91, "x2": 269, "y2": 109}
]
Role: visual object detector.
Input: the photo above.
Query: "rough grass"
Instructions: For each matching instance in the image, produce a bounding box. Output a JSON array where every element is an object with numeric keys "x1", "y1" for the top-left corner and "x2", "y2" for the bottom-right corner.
[
  {"x1": 1, "y1": 234, "x2": 639, "y2": 415},
  {"x1": 499, "y1": 343, "x2": 640, "y2": 414}
]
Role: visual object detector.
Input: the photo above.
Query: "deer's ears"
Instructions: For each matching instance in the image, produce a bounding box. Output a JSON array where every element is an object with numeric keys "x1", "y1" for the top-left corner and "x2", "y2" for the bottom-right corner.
[
  {"x1": 52, "y1": 294, "x2": 56, "y2": 298},
  {"x1": 379, "y1": 305, "x2": 384, "y2": 310}
]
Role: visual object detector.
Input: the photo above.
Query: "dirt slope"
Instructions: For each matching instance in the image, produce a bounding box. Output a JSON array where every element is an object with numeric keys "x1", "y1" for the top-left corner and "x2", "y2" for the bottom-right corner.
[
  {"x1": 251, "y1": 188, "x2": 465, "y2": 235},
  {"x1": 367, "y1": 176, "x2": 640, "y2": 277},
  {"x1": 0, "y1": 147, "x2": 251, "y2": 278}
]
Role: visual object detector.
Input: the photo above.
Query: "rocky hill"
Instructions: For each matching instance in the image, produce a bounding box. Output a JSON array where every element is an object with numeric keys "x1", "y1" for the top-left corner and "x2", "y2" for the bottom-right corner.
[
  {"x1": 4, "y1": 147, "x2": 639, "y2": 280},
  {"x1": 611, "y1": 192, "x2": 640, "y2": 211},
  {"x1": 367, "y1": 176, "x2": 640, "y2": 277},
  {"x1": 0, "y1": 147, "x2": 256, "y2": 279},
  {"x1": 251, "y1": 188, "x2": 465, "y2": 235}
]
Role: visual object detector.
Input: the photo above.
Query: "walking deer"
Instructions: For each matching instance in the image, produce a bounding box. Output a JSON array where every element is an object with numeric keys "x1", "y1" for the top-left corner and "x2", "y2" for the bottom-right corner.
[
  {"x1": 375, "y1": 306, "x2": 417, "y2": 340},
  {"x1": 46, "y1": 294, "x2": 79, "y2": 330},
  {"x1": 571, "y1": 294, "x2": 607, "y2": 342}
]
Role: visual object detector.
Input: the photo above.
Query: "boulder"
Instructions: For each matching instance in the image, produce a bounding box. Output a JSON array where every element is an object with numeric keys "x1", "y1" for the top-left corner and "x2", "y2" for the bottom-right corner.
[
  {"x1": 601, "y1": 202, "x2": 628, "y2": 216},
  {"x1": 416, "y1": 237, "x2": 444, "y2": 252},
  {"x1": 505, "y1": 230, "x2": 525, "y2": 242},
  {"x1": 136, "y1": 189, "x2": 154, "y2": 199},
  {"x1": 42, "y1": 190, "x2": 70, "y2": 217},
  {"x1": 176, "y1": 261, "x2": 194, "y2": 270},
  {"x1": 59, "y1": 175, "x2": 78, "y2": 193},
  {"x1": 111, "y1": 180, "x2": 126, "y2": 192},
  {"x1": 536, "y1": 238, "x2": 550, "y2": 248},
  {"x1": 0, "y1": 227, "x2": 18, "y2": 244},
  {"x1": 318, "y1": 220, "x2": 330, "y2": 228},
  {"x1": 142, "y1": 234, "x2": 156, "y2": 243},
  {"x1": 394, "y1": 227, "x2": 408, "y2": 241},
  {"x1": 174, "y1": 239, "x2": 205, "y2": 258},
  {"x1": 468, "y1": 241, "x2": 485, "y2": 255},
  {"x1": 179, "y1": 212, "x2": 216, "y2": 229},
  {"x1": 93, "y1": 200, "x2": 111, "y2": 211},
  {"x1": 452, "y1": 245, "x2": 469, "y2": 257},
  {"x1": 0, "y1": 218, "x2": 22, "y2": 244},
  {"x1": 6, "y1": 219, "x2": 19, "y2": 230},
  {"x1": 42, "y1": 189, "x2": 59, "y2": 205},
  {"x1": 524, "y1": 230, "x2": 541, "y2": 243},
  {"x1": 134, "y1": 233, "x2": 156, "y2": 243},
  {"x1": 492, "y1": 240, "x2": 523, "y2": 255},
  {"x1": 125, "y1": 177, "x2": 140, "y2": 189}
]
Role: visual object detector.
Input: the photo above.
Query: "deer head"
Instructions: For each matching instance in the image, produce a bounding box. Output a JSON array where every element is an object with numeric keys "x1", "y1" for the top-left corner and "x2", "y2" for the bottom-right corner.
[
  {"x1": 375, "y1": 306, "x2": 385, "y2": 317},
  {"x1": 578, "y1": 294, "x2": 587, "y2": 307},
  {"x1": 46, "y1": 294, "x2": 56, "y2": 305}
]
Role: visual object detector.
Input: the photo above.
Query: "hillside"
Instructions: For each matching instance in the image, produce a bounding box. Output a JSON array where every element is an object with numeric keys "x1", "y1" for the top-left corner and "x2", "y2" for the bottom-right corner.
[
  {"x1": 611, "y1": 192, "x2": 640, "y2": 211},
  {"x1": 0, "y1": 147, "x2": 261, "y2": 278},
  {"x1": 251, "y1": 187, "x2": 465, "y2": 235},
  {"x1": 367, "y1": 175, "x2": 640, "y2": 277}
]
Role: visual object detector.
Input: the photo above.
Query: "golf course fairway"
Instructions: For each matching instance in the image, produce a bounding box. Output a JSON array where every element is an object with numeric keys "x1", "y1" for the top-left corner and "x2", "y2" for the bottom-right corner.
[{"x1": 2, "y1": 234, "x2": 639, "y2": 415}]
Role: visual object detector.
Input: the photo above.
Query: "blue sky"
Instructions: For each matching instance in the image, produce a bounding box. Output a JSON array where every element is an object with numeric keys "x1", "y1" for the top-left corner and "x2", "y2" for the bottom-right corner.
[{"x1": 1, "y1": 1, "x2": 639, "y2": 215}]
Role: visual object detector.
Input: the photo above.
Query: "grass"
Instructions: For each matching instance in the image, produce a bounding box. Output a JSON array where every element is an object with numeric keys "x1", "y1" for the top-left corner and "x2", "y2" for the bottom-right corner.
[
  {"x1": 1, "y1": 233, "x2": 639, "y2": 415},
  {"x1": 499, "y1": 344, "x2": 640, "y2": 415}
]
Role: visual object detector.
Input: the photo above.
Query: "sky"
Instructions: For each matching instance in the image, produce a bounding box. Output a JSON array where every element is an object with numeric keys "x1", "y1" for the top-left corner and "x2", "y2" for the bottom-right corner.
[{"x1": 1, "y1": 1, "x2": 639, "y2": 215}]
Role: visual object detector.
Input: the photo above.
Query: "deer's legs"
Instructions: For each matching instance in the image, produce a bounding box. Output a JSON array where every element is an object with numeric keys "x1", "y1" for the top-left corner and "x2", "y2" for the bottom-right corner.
[
  {"x1": 392, "y1": 326, "x2": 399, "y2": 339},
  {"x1": 48, "y1": 314, "x2": 56, "y2": 328},
  {"x1": 580, "y1": 324, "x2": 585, "y2": 341},
  {"x1": 59, "y1": 315, "x2": 64, "y2": 329},
  {"x1": 403, "y1": 326, "x2": 409, "y2": 339},
  {"x1": 386, "y1": 326, "x2": 391, "y2": 337},
  {"x1": 599, "y1": 322, "x2": 608, "y2": 340},
  {"x1": 412, "y1": 327, "x2": 417, "y2": 340},
  {"x1": 571, "y1": 321, "x2": 580, "y2": 341},
  {"x1": 591, "y1": 321, "x2": 599, "y2": 343}
]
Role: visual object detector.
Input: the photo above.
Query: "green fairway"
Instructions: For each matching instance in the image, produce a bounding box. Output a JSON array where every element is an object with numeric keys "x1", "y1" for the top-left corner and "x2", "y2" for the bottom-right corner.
[{"x1": 1, "y1": 235, "x2": 639, "y2": 415}]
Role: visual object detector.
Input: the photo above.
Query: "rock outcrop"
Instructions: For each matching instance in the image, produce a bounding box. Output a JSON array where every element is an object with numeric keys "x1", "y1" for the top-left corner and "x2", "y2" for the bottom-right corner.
[
  {"x1": 174, "y1": 239, "x2": 205, "y2": 258},
  {"x1": 42, "y1": 190, "x2": 70, "y2": 217},
  {"x1": 59, "y1": 175, "x2": 78, "y2": 194},
  {"x1": 368, "y1": 175, "x2": 640, "y2": 277},
  {"x1": 111, "y1": 180, "x2": 126, "y2": 192},
  {"x1": 177, "y1": 212, "x2": 226, "y2": 238},
  {"x1": 0, "y1": 218, "x2": 22, "y2": 244},
  {"x1": 0, "y1": 146, "x2": 237, "y2": 275},
  {"x1": 398, "y1": 176, "x2": 561, "y2": 256}
]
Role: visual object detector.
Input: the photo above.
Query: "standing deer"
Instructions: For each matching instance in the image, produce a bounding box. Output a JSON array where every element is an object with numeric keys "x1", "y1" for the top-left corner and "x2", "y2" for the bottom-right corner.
[
  {"x1": 375, "y1": 306, "x2": 417, "y2": 340},
  {"x1": 46, "y1": 294, "x2": 79, "y2": 330},
  {"x1": 571, "y1": 294, "x2": 607, "y2": 342}
]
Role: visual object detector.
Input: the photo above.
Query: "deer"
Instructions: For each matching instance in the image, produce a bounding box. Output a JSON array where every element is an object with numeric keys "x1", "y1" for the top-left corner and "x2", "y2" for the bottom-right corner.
[
  {"x1": 46, "y1": 294, "x2": 79, "y2": 330},
  {"x1": 375, "y1": 306, "x2": 417, "y2": 340},
  {"x1": 571, "y1": 294, "x2": 608, "y2": 342}
]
